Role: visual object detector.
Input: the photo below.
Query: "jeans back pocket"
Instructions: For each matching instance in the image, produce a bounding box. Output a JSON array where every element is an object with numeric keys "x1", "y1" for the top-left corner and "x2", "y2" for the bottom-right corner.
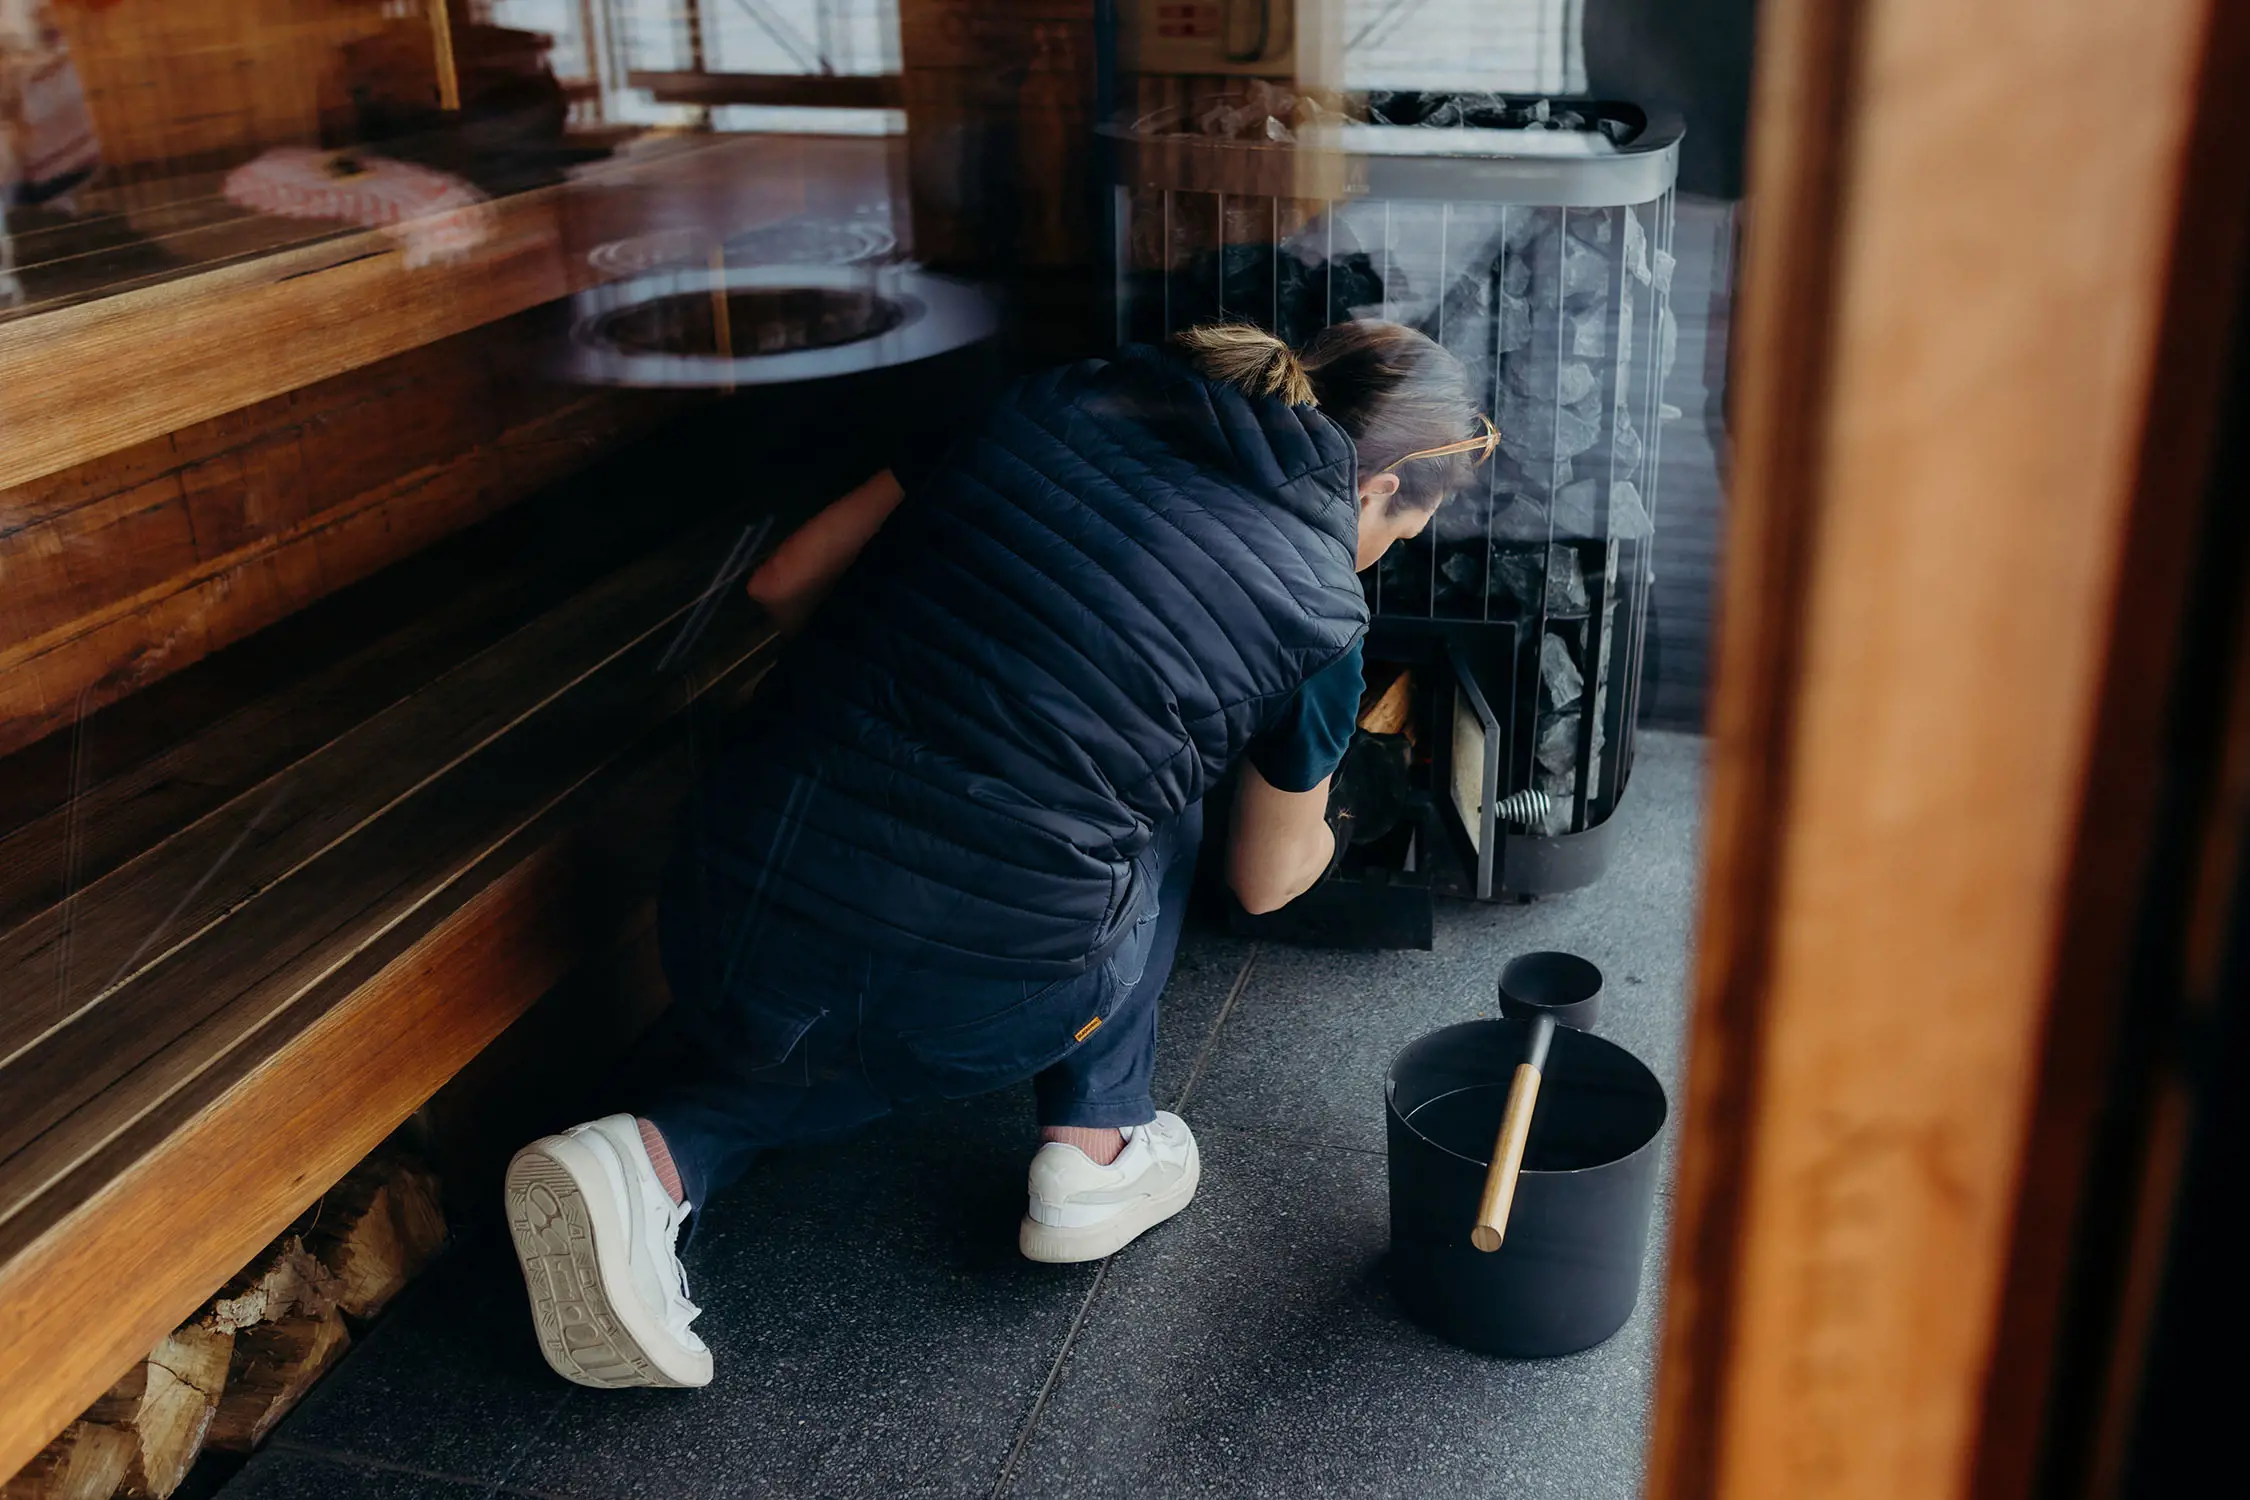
[{"x1": 883, "y1": 965, "x2": 1120, "y2": 1101}]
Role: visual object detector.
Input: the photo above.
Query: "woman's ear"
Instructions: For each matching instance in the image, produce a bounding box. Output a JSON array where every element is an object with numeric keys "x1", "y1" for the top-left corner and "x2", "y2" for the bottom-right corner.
[{"x1": 1357, "y1": 471, "x2": 1402, "y2": 508}]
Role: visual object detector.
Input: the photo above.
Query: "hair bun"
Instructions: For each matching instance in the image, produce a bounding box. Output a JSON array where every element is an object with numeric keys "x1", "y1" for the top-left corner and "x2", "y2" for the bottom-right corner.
[{"x1": 1172, "y1": 324, "x2": 1317, "y2": 407}]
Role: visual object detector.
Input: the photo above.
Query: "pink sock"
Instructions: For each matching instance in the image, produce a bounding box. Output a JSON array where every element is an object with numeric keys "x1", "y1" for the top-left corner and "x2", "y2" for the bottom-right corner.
[
  {"x1": 637, "y1": 1117, "x2": 686, "y2": 1205},
  {"x1": 1042, "y1": 1125, "x2": 1125, "y2": 1165}
]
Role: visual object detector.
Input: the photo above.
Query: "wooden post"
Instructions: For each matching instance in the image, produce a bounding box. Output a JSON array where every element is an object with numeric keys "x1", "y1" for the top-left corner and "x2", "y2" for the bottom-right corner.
[
  {"x1": 1646, "y1": 0, "x2": 2250, "y2": 1497},
  {"x1": 426, "y1": 0, "x2": 460, "y2": 112},
  {"x1": 575, "y1": 0, "x2": 606, "y2": 123}
]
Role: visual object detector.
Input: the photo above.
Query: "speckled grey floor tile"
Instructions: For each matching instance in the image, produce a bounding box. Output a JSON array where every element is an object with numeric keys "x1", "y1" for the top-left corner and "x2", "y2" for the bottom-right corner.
[
  {"x1": 1151, "y1": 925, "x2": 1258, "y2": 1108},
  {"x1": 1001, "y1": 1129, "x2": 1671, "y2": 1500},
  {"x1": 216, "y1": 1449, "x2": 489, "y2": 1499},
  {"x1": 1185, "y1": 731, "x2": 1705, "y2": 1173},
  {"x1": 260, "y1": 1233, "x2": 571, "y2": 1483},
  {"x1": 499, "y1": 1095, "x2": 1098, "y2": 1500},
  {"x1": 224, "y1": 741, "x2": 1701, "y2": 1500}
]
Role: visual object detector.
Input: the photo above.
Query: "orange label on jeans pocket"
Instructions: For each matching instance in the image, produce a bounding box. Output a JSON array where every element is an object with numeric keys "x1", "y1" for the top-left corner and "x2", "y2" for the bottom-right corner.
[{"x1": 1073, "y1": 1016, "x2": 1103, "y2": 1043}]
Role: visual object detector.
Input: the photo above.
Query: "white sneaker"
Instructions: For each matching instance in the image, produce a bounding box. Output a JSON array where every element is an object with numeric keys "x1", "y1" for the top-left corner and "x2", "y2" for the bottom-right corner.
[
  {"x1": 1019, "y1": 1112, "x2": 1202, "y2": 1263},
  {"x1": 504, "y1": 1114, "x2": 713, "y2": 1389}
]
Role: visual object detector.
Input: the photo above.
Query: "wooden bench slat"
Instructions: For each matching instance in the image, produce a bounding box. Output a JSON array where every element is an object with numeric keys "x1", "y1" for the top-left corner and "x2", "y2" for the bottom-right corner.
[
  {"x1": 0, "y1": 510, "x2": 765, "y2": 1068},
  {"x1": 0, "y1": 566, "x2": 772, "y2": 1215},
  {"x1": 0, "y1": 546, "x2": 567, "y2": 944},
  {"x1": 0, "y1": 421, "x2": 733, "y2": 856}
]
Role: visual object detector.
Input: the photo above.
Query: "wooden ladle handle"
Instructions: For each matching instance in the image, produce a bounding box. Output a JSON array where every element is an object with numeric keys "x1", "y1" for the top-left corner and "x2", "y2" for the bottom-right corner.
[{"x1": 1471, "y1": 1013, "x2": 1555, "y2": 1252}]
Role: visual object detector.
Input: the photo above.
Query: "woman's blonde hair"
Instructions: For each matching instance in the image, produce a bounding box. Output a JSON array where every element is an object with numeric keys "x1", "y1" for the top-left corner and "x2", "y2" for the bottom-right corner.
[
  {"x1": 1171, "y1": 322, "x2": 1319, "y2": 407},
  {"x1": 1172, "y1": 321, "x2": 1484, "y2": 512}
]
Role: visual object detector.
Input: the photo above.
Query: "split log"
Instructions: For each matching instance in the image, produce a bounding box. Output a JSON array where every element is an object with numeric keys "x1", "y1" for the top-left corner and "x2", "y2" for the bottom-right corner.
[
  {"x1": 1358, "y1": 668, "x2": 1416, "y2": 738},
  {"x1": 0, "y1": 1423, "x2": 135, "y2": 1500},
  {"x1": 201, "y1": 1237, "x2": 340, "y2": 1335},
  {"x1": 298, "y1": 1152, "x2": 447, "y2": 1320},
  {"x1": 203, "y1": 1309, "x2": 351, "y2": 1454},
  {"x1": 78, "y1": 1327, "x2": 233, "y2": 1499}
]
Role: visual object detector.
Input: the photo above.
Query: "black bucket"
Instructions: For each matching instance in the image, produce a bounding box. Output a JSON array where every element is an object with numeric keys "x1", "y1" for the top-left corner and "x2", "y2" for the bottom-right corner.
[{"x1": 1386, "y1": 1018, "x2": 1667, "y2": 1356}]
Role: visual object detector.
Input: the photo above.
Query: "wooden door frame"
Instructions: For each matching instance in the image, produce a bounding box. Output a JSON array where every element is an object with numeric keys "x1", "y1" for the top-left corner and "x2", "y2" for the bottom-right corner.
[{"x1": 1648, "y1": 1, "x2": 2250, "y2": 1497}]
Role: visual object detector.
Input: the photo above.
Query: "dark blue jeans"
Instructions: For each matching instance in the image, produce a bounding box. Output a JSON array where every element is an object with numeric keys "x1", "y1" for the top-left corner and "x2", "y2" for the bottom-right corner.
[{"x1": 634, "y1": 805, "x2": 1201, "y2": 1212}]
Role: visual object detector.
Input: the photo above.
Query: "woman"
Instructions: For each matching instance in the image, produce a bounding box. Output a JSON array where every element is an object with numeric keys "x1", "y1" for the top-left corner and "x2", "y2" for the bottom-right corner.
[{"x1": 505, "y1": 320, "x2": 1490, "y2": 1389}]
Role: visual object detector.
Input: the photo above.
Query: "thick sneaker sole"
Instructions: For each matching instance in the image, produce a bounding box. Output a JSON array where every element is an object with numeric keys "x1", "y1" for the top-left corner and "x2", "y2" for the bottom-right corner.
[
  {"x1": 1018, "y1": 1134, "x2": 1202, "y2": 1264},
  {"x1": 504, "y1": 1139, "x2": 710, "y2": 1389}
]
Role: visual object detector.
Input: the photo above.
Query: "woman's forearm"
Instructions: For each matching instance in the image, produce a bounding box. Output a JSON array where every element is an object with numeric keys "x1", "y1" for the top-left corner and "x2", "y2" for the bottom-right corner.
[
  {"x1": 1228, "y1": 765, "x2": 1341, "y2": 915},
  {"x1": 747, "y1": 468, "x2": 907, "y2": 633}
]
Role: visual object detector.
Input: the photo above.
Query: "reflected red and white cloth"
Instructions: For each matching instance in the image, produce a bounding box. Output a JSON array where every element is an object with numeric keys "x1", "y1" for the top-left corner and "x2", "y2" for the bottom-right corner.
[{"x1": 222, "y1": 146, "x2": 492, "y2": 268}]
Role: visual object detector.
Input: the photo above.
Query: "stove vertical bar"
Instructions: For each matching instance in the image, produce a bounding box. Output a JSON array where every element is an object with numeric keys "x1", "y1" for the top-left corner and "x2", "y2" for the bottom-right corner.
[
  {"x1": 1437, "y1": 202, "x2": 1451, "y2": 346},
  {"x1": 1580, "y1": 201, "x2": 1631, "y2": 828},
  {"x1": 1620, "y1": 187, "x2": 1675, "y2": 783},
  {"x1": 1270, "y1": 196, "x2": 1280, "y2": 334},
  {"x1": 1215, "y1": 191, "x2": 1227, "y2": 317},
  {"x1": 1626, "y1": 190, "x2": 1668, "y2": 780},
  {"x1": 1161, "y1": 189, "x2": 1173, "y2": 335},
  {"x1": 1324, "y1": 202, "x2": 1335, "y2": 329},
  {"x1": 1643, "y1": 189, "x2": 1678, "y2": 742},
  {"x1": 1487, "y1": 205, "x2": 1507, "y2": 627},
  {"x1": 1383, "y1": 200, "x2": 1394, "y2": 324},
  {"x1": 1481, "y1": 204, "x2": 1513, "y2": 892},
  {"x1": 1535, "y1": 206, "x2": 1567, "y2": 824},
  {"x1": 1430, "y1": 201, "x2": 1450, "y2": 616},
  {"x1": 1348, "y1": 203, "x2": 1379, "y2": 615},
  {"x1": 1113, "y1": 186, "x2": 1132, "y2": 346}
]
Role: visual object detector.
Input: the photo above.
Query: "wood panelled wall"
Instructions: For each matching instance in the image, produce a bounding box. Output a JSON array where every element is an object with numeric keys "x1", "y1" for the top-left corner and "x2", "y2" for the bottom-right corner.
[
  {"x1": 51, "y1": 0, "x2": 395, "y2": 180},
  {"x1": 1645, "y1": 0, "x2": 2248, "y2": 1492},
  {"x1": 0, "y1": 316, "x2": 684, "y2": 760},
  {"x1": 897, "y1": 0, "x2": 1095, "y2": 272}
]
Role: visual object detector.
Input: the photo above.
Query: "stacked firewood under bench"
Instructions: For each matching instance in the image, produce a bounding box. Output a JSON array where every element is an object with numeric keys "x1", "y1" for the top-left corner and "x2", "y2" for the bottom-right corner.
[{"x1": 3, "y1": 1150, "x2": 446, "y2": 1500}]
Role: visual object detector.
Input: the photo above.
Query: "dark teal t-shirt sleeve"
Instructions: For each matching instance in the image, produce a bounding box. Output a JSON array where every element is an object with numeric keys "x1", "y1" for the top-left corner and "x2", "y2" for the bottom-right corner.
[{"x1": 1247, "y1": 640, "x2": 1365, "y2": 794}]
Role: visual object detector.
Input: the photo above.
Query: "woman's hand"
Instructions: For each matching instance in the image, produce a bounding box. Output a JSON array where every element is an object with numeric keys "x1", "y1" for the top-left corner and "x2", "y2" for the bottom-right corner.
[
  {"x1": 746, "y1": 468, "x2": 907, "y2": 634},
  {"x1": 1228, "y1": 762, "x2": 1343, "y2": 914}
]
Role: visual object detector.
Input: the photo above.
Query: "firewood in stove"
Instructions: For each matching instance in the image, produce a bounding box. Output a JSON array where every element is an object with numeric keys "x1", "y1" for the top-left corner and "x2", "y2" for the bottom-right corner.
[
  {"x1": 1357, "y1": 668, "x2": 1416, "y2": 739},
  {"x1": 202, "y1": 1237, "x2": 341, "y2": 1335},
  {"x1": 78, "y1": 1326, "x2": 235, "y2": 1499},
  {"x1": 0, "y1": 1422, "x2": 136, "y2": 1500},
  {"x1": 203, "y1": 1308, "x2": 351, "y2": 1454},
  {"x1": 298, "y1": 1152, "x2": 448, "y2": 1321}
]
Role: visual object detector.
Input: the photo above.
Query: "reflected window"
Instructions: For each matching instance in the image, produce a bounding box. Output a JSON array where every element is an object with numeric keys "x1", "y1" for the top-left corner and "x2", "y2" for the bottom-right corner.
[{"x1": 1342, "y1": 0, "x2": 1586, "y2": 93}]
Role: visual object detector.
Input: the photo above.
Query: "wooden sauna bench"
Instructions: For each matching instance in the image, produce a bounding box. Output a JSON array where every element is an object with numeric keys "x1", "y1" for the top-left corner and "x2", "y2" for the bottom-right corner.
[{"x1": 0, "y1": 432, "x2": 823, "y2": 1476}]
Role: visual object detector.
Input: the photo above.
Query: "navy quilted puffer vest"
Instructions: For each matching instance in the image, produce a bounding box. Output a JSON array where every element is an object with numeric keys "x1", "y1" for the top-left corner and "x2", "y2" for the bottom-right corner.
[{"x1": 695, "y1": 344, "x2": 1368, "y2": 977}]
